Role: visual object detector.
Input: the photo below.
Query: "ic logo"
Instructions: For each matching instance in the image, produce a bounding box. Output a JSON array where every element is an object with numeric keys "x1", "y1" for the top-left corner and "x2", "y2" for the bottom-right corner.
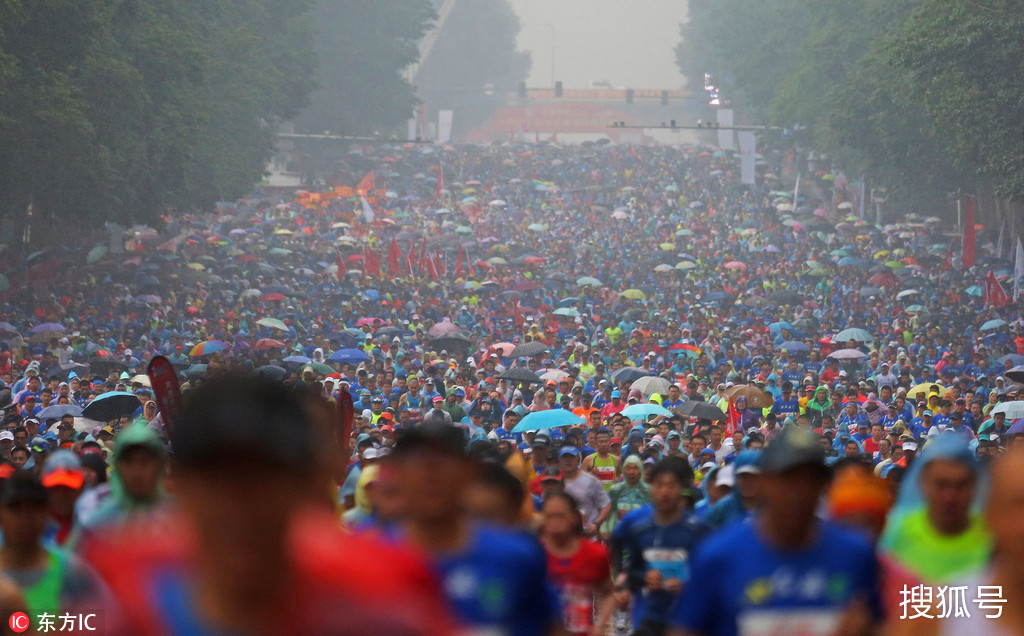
[{"x1": 9, "y1": 612, "x2": 29, "y2": 633}]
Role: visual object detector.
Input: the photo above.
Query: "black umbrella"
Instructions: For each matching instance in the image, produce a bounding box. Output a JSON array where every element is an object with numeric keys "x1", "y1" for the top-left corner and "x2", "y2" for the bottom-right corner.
[
  {"x1": 184, "y1": 364, "x2": 208, "y2": 379},
  {"x1": 1004, "y1": 366, "x2": 1024, "y2": 384},
  {"x1": 510, "y1": 342, "x2": 550, "y2": 358},
  {"x1": 45, "y1": 363, "x2": 89, "y2": 381},
  {"x1": 430, "y1": 333, "x2": 472, "y2": 354},
  {"x1": 254, "y1": 365, "x2": 287, "y2": 382},
  {"x1": 374, "y1": 326, "x2": 402, "y2": 339},
  {"x1": 498, "y1": 367, "x2": 543, "y2": 384},
  {"x1": 82, "y1": 392, "x2": 141, "y2": 422},
  {"x1": 89, "y1": 357, "x2": 125, "y2": 376},
  {"x1": 611, "y1": 367, "x2": 651, "y2": 384},
  {"x1": 768, "y1": 290, "x2": 803, "y2": 306},
  {"x1": 674, "y1": 400, "x2": 727, "y2": 422}
]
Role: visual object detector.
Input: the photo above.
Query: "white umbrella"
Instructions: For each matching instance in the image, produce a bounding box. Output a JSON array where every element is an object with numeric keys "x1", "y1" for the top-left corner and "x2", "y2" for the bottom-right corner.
[
  {"x1": 631, "y1": 376, "x2": 672, "y2": 396},
  {"x1": 828, "y1": 349, "x2": 867, "y2": 360},
  {"x1": 992, "y1": 401, "x2": 1024, "y2": 419}
]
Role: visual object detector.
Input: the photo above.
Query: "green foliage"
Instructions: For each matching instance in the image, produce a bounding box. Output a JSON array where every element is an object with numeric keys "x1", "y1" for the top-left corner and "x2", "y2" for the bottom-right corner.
[
  {"x1": 677, "y1": 0, "x2": 1024, "y2": 204},
  {"x1": 294, "y1": 0, "x2": 436, "y2": 136},
  {"x1": 414, "y1": 0, "x2": 531, "y2": 133},
  {"x1": 0, "y1": 0, "x2": 316, "y2": 235}
]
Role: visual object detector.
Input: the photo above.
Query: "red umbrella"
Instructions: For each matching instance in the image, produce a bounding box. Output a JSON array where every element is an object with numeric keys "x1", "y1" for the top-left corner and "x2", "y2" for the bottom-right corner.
[
  {"x1": 346, "y1": 254, "x2": 364, "y2": 263},
  {"x1": 254, "y1": 338, "x2": 286, "y2": 350},
  {"x1": 260, "y1": 293, "x2": 286, "y2": 302},
  {"x1": 867, "y1": 272, "x2": 899, "y2": 287},
  {"x1": 723, "y1": 261, "x2": 747, "y2": 270},
  {"x1": 522, "y1": 256, "x2": 544, "y2": 265},
  {"x1": 237, "y1": 254, "x2": 258, "y2": 262}
]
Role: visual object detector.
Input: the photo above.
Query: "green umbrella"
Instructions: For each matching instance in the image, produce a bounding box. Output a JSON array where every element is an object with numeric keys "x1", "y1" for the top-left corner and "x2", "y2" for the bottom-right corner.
[
  {"x1": 310, "y1": 362, "x2": 335, "y2": 376},
  {"x1": 256, "y1": 317, "x2": 288, "y2": 331},
  {"x1": 87, "y1": 244, "x2": 108, "y2": 264},
  {"x1": 553, "y1": 307, "x2": 580, "y2": 318},
  {"x1": 675, "y1": 229, "x2": 695, "y2": 236},
  {"x1": 527, "y1": 223, "x2": 548, "y2": 232},
  {"x1": 884, "y1": 260, "x2": 905, "y2": 270},
  {"x1": 577, "y1": 276, "x2": 602, "y2": 286},
  {"x1": 675, "y1": 261, "x2": 697, "y2": 270}
]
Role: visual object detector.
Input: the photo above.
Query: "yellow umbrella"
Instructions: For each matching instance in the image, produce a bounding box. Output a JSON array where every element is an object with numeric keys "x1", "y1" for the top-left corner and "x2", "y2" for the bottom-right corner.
[
  {"x1": 659, "y1": 243, "x2": 675, "y2": 251},
  {"x1": 187, "y1": 262, "x2": 205, "y2": 270},
  {"x1": 274, "y1": 229, "x2": 293, "y2": 235},
  {"x1": 487, "y1": 257, "x2": 507, "y2": 266},
  {"x1": 873, "y1": 250, "x2": 890, "y2": 259},
  {"x1": 907, "y1": 383, "x2": 946, "y2": 399},
  {"x1": 621, "y1": 289, "x2": 646, "y2": 300},
  {"x1": 676, "y1": 261, "x2": 697, "y2": 270}
]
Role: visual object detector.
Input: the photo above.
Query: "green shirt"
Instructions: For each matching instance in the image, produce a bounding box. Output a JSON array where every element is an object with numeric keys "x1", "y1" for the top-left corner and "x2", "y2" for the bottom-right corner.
[{"x1": 882, "y1": 508, "x2": 992, "y2": 583}]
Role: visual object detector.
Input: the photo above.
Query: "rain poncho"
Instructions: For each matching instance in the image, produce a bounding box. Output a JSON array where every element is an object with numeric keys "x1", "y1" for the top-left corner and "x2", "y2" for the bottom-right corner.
[
  {"x1": 70, "y1": 423, "x2": 168, "y2": 549},
  {"x1": 879, "y1": 435, "x2": 992, "y2": 584}
]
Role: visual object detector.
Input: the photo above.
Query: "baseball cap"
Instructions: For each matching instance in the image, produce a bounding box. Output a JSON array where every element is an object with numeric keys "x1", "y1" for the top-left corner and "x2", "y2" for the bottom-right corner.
[
  {"x1": 715, "y1": 464, "x2": 736, "y2": 488},
  {"x1": 40, "y1": 449, "x2": 85, "y2": 489},
  {"x1": 431, "y1": 395, "x2": 443, "y2": 403},
  {"x1": 533, "y1": 432, "x2": 552, "y2": 447},
  {"x1": 29, "y1": 437, "x2": 50, "y2": 454},
  {"x1": 902, "y1": 441, "x2": 919, "y2": 452},
  {"x1": 610, "y1": 390, "x2": 621, "y2": 398},
  {"x1": 558, "y1": 446, "x2": 581, "y2": 457},
  {"x1": 759, "y1": 429, "x2": 825, "y2": 473},
  {"x1": 922, "y1": 410, "x2": 933, "y2": 417},
  {"x1": 540, "y1": 468, "x2": 564, "y2": 482},
  {"x1": 733, "y1": 451, "x2": 762, "y2": 475},
  {"x1": 0, "y1": 431, "x2": 13, "y2": 442}
]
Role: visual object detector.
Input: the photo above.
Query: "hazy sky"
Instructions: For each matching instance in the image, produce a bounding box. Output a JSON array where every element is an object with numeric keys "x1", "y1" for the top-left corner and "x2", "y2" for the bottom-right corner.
[{"x1": 507, "y1": 0, "x2": 689, "y2": 90}]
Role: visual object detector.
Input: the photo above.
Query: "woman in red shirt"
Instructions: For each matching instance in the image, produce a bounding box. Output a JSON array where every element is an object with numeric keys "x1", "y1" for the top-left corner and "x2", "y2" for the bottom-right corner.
[{"x1": 539, "y1": 492, "x2": 615, "y2": 636}]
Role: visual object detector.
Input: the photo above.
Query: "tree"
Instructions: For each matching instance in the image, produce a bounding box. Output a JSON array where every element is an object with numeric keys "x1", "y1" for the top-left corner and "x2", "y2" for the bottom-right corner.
[
  {"x1": 294, "y1": 0, "x2": 436, "y2": 136},
  {"x1": 414, "y1": 0, "x2": 531, "y2": 135},
  {"x1": 0, "y1": 0, "x2": 317, "y2": 239},
  {"x1": 888, "y1": 0, "x2": 1024, "y2": 199}
]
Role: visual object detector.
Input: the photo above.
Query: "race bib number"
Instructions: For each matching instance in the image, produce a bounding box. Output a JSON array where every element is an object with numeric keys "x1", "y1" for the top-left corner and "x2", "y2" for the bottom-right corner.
[
  {"x1": 643, "y1": 548, "x2": 689, "y2": 583},
  {"x1": 737, "y1": 609, "x2": 840, "y2": 636}
]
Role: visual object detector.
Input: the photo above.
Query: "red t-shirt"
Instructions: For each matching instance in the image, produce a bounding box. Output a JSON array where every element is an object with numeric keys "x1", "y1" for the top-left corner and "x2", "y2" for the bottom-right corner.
[{"x1": 545, "y1": 539, "x2": 611, "y2": 635}]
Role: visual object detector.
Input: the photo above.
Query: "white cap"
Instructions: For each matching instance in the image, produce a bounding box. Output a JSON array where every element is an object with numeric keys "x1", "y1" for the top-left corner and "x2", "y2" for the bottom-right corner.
[
  {"x1": 0, "y1": 431, "x2": 13, "y2": 441},
  {"x1": 902, "y1": 441, "x2": 918, "y2": 452},
  {"x1": 362, "y1": 447, "x2": 379, "y2": 460},
  {"x1": 715, "y1": 464, "x2": 736, "y2": 488}
]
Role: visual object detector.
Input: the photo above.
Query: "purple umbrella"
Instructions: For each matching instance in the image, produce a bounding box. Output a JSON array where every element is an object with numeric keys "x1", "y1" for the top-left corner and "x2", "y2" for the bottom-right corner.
[
  {"x1": 1007, "y1": 418, "x2": 1024, "y2": 435},
  {"x1": 30, "y1": 322, "x2": 64, "y2": 333},
  {"x1": 428, "y1": 320, "x2": 461, "y2": 338}
]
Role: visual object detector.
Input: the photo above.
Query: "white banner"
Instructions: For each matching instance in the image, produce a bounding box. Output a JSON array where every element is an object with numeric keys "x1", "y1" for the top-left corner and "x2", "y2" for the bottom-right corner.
[
  {"x1": 737, "y1": 131, "x2": 756, "y2": 185},
  {"x1": 716, "y1": 109, "x2": 734, "y2": 150},
  {"x1": 437, "y1": 110, "x2": 454, "y2": 143}
]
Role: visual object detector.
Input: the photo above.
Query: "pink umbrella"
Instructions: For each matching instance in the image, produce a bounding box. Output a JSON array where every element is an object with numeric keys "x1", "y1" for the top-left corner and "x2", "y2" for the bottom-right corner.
[
  {"x1": 428, "y1": 320, "x2": 461, "y2": 337},
  {"x1": 724, "y1": 261, "x2": 747, "y2": 271},
  {"x1": 355, "y1": 318, "x2": 378, "y2": 327}
]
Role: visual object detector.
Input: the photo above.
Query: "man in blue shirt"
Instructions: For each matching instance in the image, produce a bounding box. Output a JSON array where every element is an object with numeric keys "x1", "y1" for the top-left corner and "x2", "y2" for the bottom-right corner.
[
  {"x1": 611, "y1": 456, "x2": 708, "y2": 634},
  {"x1": 771, "y1": 381, "x2": 799, "y2": 420},
  {"x1": 670, "y1": 429, "x2": 881, "y2": 636},
  {"x1": 391, "y1": 422, "x2": 560, "y2": 636}
]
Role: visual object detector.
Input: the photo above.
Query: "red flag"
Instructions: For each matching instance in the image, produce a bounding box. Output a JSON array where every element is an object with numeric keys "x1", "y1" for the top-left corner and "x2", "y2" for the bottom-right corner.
[
  {"x1": 335, "y1": 248, "x2": 346, "y2": 280},
  {"x1": 356, "y1": 171, "x2": 375, "y2": 196},
  {"x1": 435, "y1": 249, "x2": 446, "y2": 278},
  {"x1": 724, "y1": 399, "x2": 739, "y2": 437},
  {"x1": 435, "y1": 162, "x2": 445, "y2": 201},
  {"x1": 962, "y1": 196, "x2": 976, "y2": 268},
  {"x1": 941, "y1": 240, "x2": 954, "y2": 272},
  {"x1": 426, "y1": 252, "x2": 438, "y2": 281},
  {"x1": 419, "y1": 238, "x2": 428, "y2": 276},
  {"x1": 455, "y1": 245, "x2": 464, "y2": 279},
  {"x1": 984, "y1": 271, "x2": 1009, "y2": 308},
  {"x1": 388, "y1": 237, "x2": 402, "y2": 275},
  {"x1": 406, "y1": 241, "x2": 417, "y2": 276}
]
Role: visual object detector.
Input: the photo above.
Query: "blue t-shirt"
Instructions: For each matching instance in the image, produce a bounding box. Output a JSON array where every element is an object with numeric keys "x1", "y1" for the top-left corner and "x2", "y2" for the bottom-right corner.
[
  {"x1": 772, "y1": 396, "x2": 799, "y2": 419},
  {"x1": 431, "y1": 525, "x2": 559, "y2": 636},
  {"x1": 672, "y1": 520, "x2": 880, "y2": 636},
  {"x1": 611, "y1": 504, "x2": 708, "y2": 625}
]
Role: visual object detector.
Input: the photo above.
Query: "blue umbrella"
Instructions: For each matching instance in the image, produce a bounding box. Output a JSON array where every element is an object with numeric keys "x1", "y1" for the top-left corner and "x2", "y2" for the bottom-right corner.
[
  {"x1": 996, "y1": 354, "x2": 1024, "y2": 367},
  {"x1": 36, "y1": 404, "x2": 83, "y2": 421},
  {"x1": 329, "y1": 349, "x2": 370, "y2": 364},
  {"x1": 768, "y1": 321, "x2": 794, "y2": 335},
  {"x1": 556, "y1": 297, "x2": 581, "y2": 307},
  {"x1": 282, "y1": 355, "x2": 313, "y2": 365},
  {"x1": 511, "y1": 409, "x2": 586, "y2": 433},
  {"x1": 980, "y1": 319, "x2": 1007, "y2": 331},
  {"x1": 835, "y1": 328, "x2": 874, "y2": 343},
  {"x1": 82, "y1": 392, "x2": 141, "y2": 422},
  {"x1": 778, "y1": 341, "x2": 810, "y2": 354},
  {"x1": 621, "y1": 403, "x2": 672, "y2": 419}
]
